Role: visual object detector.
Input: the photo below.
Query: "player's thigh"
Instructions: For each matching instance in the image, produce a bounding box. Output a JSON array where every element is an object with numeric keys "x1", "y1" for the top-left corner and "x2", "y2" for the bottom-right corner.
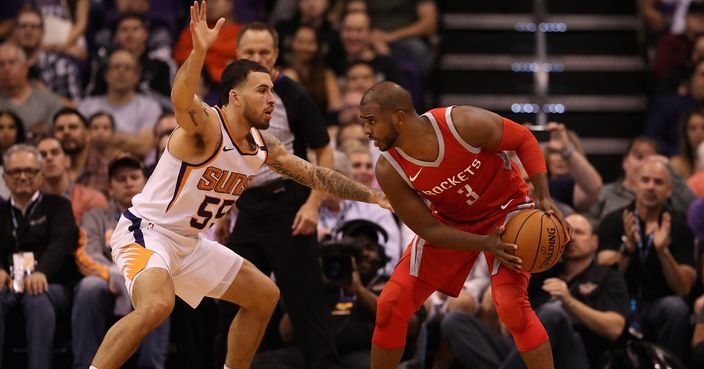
[
  {"x1": 218, "y1": 259, "x2": 279, "y2": 309},
  {"x1": 131, "y1": 267, "x2": 175, "y2": 313}
]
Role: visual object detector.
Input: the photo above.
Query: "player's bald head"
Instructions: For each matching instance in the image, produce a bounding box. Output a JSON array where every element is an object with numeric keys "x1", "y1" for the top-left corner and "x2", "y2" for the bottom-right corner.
[{"x1": 360, "y1": 81, "x2": 414, "y2": 114}]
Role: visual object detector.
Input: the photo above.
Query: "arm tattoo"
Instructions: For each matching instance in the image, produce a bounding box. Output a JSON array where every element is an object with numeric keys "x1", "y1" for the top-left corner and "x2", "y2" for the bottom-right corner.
[
  {"x1": 269, "y1": 158, "x2": 381, "y2": 203},
  {"x1": 187, "y1": 109, "x2": 199, "y2": 127},
  {"x1": 262, "y1": 132, "x2": 381, "y2": 203}
]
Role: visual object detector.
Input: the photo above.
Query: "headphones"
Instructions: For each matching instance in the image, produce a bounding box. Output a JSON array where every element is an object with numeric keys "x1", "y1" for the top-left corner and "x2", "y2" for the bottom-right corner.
[{"x1": 331, "y1": 219, "x2": 390, "y2": 266}]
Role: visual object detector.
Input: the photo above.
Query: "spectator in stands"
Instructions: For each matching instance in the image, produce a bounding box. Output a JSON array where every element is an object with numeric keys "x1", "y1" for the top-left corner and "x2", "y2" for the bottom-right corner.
[
  {"x1": 37, "y1": 136, "x2": 107, "y2": 223},
  {"x1": 690, "y1": 198, "x2": 704, "y2": 368},
  {"x1": 174, "y1": 0, "x2": 241, "y2": 87},
  {"x1": 688, "y1": 141, "x2": 704, "y2": 195},
  {"x1": 646, "y1": 53, "x2": 704, "y2": 156},
  {"x1": 344, "y1": 61, "x2": 377, "y2": 93},
  {"x1": 283, "y1": 25, "x2": 342, "y2": 125},
  {"x1": 671, "y1": 107, "x2": 704, "y2": 178},
  {"x1": 33, "y1": 0, "x2": 89, "y2": 60},
  {"x1": 275, "y1": 0, "x2": 344, "y2": 68},
  {"x1": 92, "y1": 0, "x2": 174, "y2": 64},
  {"x1": 333, "y1": 11, "x2": 404, "y2": 86},
  {"x1": 12, "y1": 5, "x2": 83, "y2": 102},
  {"x1": 85, "y1": 13, "x2": 175, "y2": 109},
  {"x1": 145, "y1": 112, "x2": 178, "y2": 173},
  {"x1": 52, "y1": 107, "x2": 110, "y2": 196},
  {"x1": 435, "y1": 213, "x2": 628, "y2": 369},
  {"x1": 0, "y1": 42, "x2": 64, "y2": 138},
  {"x1": 597, "y1": 157, "x2": 695, "y2": 360},
  {"x1": 336, "y1": 122, "x2": 367, "y2": 148},
  {"x1": 0, "y1": 109, "x2": 25, "y2": 200},
  {"x1": 589, "y1": 136, "x2": 696, "y2": 221},
  {"x1": 318, "y1": 151, "x2": 400, "y2": 275},
  {"x1": 0, "y1": 144, "x2": 80, "y2": 369},
  {"x1": 338, "y1": 91, "x2": 364, "y2": 126},
  {"x1": 363, "y1": 0, "x2": 437, "y2": 75},
  {"x1": 88, "y1": 112, "x2": 120, "y2": 164},
  {"x1": 544, "y1": 122, "x2": 603, "y2": 212},
  {"x1": 79, "y1": 49, "x2": 161, "y2": 157},
  {"x1": 654, "y1": 0, "x2": 704, "y2": 81},
  {"x1": 346, "y1": 143, "x2": 375, "y2": 187},
  {"x1": 72, "y1": 156, "x2": 169, "y2": 369}
]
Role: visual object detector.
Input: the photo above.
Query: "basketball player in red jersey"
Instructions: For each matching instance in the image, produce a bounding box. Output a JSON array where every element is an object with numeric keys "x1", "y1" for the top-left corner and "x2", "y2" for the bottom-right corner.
[{"x1": 360, "y1": 82, "x2": 570, "y2": 369}]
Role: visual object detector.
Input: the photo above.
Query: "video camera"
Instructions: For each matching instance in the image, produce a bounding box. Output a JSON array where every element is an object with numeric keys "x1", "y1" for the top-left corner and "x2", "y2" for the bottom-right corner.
[{"x1": 320, "y1": 219, "x2": 389, "y2": 286}]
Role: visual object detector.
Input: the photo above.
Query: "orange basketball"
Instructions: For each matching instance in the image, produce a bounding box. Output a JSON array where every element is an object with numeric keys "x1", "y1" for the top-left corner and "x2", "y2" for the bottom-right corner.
[{"x1": 500, "y1": 209, "x2": 568, "y2": 273}]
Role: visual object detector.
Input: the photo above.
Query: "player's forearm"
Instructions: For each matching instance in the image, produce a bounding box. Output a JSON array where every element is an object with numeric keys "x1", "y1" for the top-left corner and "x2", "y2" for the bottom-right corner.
[
  {"x1": 171, "y1": 50, "x2": 206, "y2": 108},
  {"x1": 530, "y1": 172, "x2": 551, "y2": 202},
  {"x1": 562, "y1": 297, "x2": 625, "y2": 341},
  {"x1": 305, "y1": 145, "x2": 335, "y2": 207},
  {"x1": 416, "y1": 224, "x2": 486, "y2": 251}
]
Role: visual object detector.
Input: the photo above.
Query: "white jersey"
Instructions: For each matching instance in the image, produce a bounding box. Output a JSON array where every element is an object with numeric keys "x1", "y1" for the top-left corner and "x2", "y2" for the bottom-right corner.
[{"x1": 130, "y1": 106, "x2": 268, "y2": 237}]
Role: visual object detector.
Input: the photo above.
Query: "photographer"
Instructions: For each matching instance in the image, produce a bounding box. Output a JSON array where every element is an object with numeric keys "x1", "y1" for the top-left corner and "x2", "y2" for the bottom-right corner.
[{"x1": 253, "y1": 220, "x2": 419, "y2": 369}]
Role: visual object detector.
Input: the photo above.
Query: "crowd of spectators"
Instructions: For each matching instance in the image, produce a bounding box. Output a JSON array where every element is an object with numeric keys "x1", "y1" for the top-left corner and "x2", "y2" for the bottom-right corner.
[{"x1": 0, "y1": 0, "x2": 704, "y2": 369}]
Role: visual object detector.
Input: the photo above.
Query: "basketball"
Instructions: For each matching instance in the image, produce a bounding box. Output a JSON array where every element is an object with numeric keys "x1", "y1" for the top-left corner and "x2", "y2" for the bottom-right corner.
[{"x1": 500, "y1": 209, "x2": 568, "y2": 273}]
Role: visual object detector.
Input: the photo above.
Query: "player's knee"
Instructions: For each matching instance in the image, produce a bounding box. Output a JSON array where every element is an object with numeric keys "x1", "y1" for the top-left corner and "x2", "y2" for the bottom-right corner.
[
  {"x1": 248, "y1": 278, "x2": 279, "y2": 316},
  {"x1": 492, "y1": 282, "x2": 530, "y2": 331},
  {"x1": 137, "y1": 298, "x2": 174, "y2": 329}
]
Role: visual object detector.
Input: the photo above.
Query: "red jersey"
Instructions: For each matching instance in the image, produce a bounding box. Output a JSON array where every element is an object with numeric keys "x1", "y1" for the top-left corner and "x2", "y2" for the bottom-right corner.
[{"x1": 382, "y1": 106, "x2": 531, "y2": 226}]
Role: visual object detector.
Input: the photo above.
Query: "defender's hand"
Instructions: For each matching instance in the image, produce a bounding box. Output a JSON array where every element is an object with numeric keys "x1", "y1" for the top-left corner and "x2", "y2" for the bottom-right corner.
[
  {"x1": 483, "y1": 227, "x2": 522, "y2": 272},
  {"x1": 373, "y1": 190, "x2": 393, "y2": 212},
  {"x1": 190, "y1": 0, "x2": 225, "y2": 54}
]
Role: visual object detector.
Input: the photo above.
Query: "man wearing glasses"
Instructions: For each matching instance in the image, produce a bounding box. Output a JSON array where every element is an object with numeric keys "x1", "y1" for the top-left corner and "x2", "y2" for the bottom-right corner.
[{"x1": 0, "y1": 144, "x2": 80, "y2": 368}]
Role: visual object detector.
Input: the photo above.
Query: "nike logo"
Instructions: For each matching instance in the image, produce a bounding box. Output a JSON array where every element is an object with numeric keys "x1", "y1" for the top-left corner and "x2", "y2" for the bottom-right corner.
[
  {"x1": 223, "y1": 146, "x2": 235, "y2": 152},
  {"x1": 410, "y1": 168, "x2": 423, "y2": 182},
  {"x1": 500, "y1": 199, "x2": 513, "y2": 210}
]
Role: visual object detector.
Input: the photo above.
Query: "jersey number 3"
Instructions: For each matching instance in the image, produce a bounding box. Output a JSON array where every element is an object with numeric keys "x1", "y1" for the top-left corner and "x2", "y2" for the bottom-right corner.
[{"x1": 190, "y1": 195, "x2": 235, "y2": 230}]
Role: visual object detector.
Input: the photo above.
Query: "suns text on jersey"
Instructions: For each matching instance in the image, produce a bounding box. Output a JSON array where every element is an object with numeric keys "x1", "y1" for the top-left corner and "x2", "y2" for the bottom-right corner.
[{"x1": 197, "y1": 166, "x2": 254, "y2": 196}]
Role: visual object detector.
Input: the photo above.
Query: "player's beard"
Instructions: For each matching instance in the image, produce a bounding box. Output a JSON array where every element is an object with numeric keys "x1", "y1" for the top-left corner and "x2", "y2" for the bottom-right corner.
[
  {"x1": 243, "y1": 104, "x2": 270, "y2": 130},
  {"x1": 379, "y1": 125, "x2": 399, "y2": 151}
]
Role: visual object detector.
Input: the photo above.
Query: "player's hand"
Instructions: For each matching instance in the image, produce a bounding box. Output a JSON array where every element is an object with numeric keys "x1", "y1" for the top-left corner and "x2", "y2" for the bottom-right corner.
[
  {"x1": 24, "y1": 272, "x2": 48, "y2": 296},
  {"x1": 483, "y1": 227, "x2": 522, "y2": 272},
  {"x1": 538, "y1": 198, "x2": 572, "y2": 242},
  {"x1": 190, "y1": 0, "x2": 226, "y2": 54},
  {"x1": 292, "y1": 201, "x2": 319, "y2": 236},
  {"x1": 542, "y1": 278, "x2": 572, "y2": 302},
  {"x1": 0, "y1": 269, "x2": 10, "y2": 292}
]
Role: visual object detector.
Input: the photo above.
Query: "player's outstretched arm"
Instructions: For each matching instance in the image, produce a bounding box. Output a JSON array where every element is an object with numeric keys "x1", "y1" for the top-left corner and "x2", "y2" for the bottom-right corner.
[
  {"x1": 171, "y1": 0, "x2": 225, "y2": 133},
  {"x1": 262, "y1": 132, "x2": 389, "y2": 208},
  {"x1": 375, "y1": 156, "x2": 523, "y2": 271}
]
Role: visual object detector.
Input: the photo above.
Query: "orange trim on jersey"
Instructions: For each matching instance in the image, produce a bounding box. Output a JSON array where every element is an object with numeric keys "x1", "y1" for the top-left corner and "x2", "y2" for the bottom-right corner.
[
  {"x1": 166, "y1": 144, "x2": 223, "y2": 212},
  {"x1": 120, "y1": 243, "x2": 155, "y2": 281},
  {"x1": 216, "y1": 106, "x2": 258, "y2": 155}
]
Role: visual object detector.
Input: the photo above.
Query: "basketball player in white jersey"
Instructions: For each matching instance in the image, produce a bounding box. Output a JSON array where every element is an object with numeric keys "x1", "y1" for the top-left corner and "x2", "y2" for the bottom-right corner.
[{"x1": 88, "y1": 2, "x2": 389, "y2": 369}]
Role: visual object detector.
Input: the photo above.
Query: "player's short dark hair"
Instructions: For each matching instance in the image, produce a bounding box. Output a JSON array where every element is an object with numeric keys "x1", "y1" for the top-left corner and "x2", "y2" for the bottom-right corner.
[
  {"x1": 52, "y1": 107, "x2": 88, "y2": 128},
  {"x1": 218, "y1": 59, "x2": 269, "y2": 106},
  {"x1": 236, "y1": 22, "x2": 279, "y2": 49}
]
